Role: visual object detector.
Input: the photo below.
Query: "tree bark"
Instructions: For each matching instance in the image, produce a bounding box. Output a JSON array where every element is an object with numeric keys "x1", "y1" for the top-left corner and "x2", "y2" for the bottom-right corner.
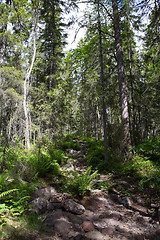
[
  {"x1": 23, "y1": 20, "x2": 37, "y2": 149},
  {"x1": 97, "y1": 1, "x2": 108, "y2": 162},
  {"x1": 112, "y1": 0, "x2": 131, "y2": 153}
]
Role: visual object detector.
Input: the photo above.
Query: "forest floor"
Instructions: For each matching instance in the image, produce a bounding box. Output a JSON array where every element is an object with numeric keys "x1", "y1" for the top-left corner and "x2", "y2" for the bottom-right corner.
[{"x1": 7, "y1": 139, "x2": 160, "y2": 240}]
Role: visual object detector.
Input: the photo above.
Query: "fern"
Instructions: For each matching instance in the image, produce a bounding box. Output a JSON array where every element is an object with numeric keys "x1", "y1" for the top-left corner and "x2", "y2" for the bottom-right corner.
[
  {"x1": 0, "y1": 189, "x2": 18, "y2": 199},
  {"x1": 66, "y1": 167, "x2": 98, "y2": 197}
]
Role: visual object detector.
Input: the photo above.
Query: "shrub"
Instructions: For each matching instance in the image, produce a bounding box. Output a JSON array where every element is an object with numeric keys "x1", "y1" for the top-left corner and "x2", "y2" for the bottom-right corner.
[
  {"x1": 29, "y1": 152, "x2": 60, "y2": 177},
  {"x1": 48, "y1": 149, "x2": 65, "y2": 165},
  {"x1": 87, "y1": 140, "x2": 108, "y2": 171},
  {"x1": 57, "y1": 139, "x2": 80, "y2": 151},
  {"x1": 134, "y1": 137, "x2": 160, "y2": 162},
  {"x1": 64, "y1": 167, "x2": 98, "y2": 197}
]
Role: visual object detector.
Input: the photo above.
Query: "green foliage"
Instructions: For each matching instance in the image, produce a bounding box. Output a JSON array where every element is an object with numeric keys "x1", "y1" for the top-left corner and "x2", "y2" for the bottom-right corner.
[
  {"x1": 0, "y1": 189, "x2": 18, "y2": 199},
  {"x1": 134, "y1": 137, "x2": 160, "y2": 161},
  {"x1": 64, "y1": 167, "x2": 98, "y2": 197},
  {"x1": 29, "y1": 152, "x2": 60, "y2": 177},
  {"x1": 132, "y1": 154, "x2": 160, "y2": 190},
  {"x1": 86, "y1": 139, "x2": 107, "y2": 171},
  {"x1": 94, "y1": 179, "x2": 113, "y2": 194},
  {"x1": 57, "y1": 135, "x2": 80, "y2": 151},
  {"x1": 48, "y1": 148, "x2": 65, "y2": 165},
  {"x1": 64, "y1": 134, "x2": 76, "y2": 141}
]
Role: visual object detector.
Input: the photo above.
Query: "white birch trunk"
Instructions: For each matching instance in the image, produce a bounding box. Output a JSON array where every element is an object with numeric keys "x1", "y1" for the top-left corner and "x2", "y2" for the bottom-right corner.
[{"x1": 23, "y1": 23, "x2": 37, "y2": 149}]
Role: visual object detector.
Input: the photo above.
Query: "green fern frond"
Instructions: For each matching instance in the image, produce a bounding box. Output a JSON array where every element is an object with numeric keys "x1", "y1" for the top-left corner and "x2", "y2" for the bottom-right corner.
[{"x1": 0, "y1": 189, "x2": 18, "y2": 199}]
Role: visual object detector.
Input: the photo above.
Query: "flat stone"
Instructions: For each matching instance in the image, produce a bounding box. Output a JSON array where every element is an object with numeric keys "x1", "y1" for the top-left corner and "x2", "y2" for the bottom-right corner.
[
  {"x1": 102, "y1": 226, "x2": 115, "y2": 236},
  {"x1": 110, "y1": 211, "x2": 122, "y2": 220},
  {"x1": 63, "y1": 199, "x2": 85, "y2": 215},
  {"x1": 82, "y1": 221, "x2": 95, "y2": 232},
  {"x1": 85, "y1": 230, "x2": 107, "y2": 240},
  {"x1": 53, "y1": 219, "x2": 72, "y2": 234},
  {"x1": 45, "y1": 209, "x2": 64, "y2": 227}
]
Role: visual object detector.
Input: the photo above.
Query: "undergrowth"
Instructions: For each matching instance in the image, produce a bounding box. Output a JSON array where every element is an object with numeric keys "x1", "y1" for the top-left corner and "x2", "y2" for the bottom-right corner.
[
  {"x1": 0, "y1": 135, "x2": 160, "y2": 238},
  {"x1": 63, "y1": 166, "x2": 98, "y2": 198}
]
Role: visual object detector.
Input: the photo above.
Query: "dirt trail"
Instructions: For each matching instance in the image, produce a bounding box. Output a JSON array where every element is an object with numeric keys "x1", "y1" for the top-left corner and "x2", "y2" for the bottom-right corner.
[{"x1": 22, "y1": 140, "x2": 160, "y2": 240}]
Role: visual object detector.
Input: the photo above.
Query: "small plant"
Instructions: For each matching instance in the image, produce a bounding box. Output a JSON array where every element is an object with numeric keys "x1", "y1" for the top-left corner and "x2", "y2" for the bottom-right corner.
[
  {"x1": 64, "y1": 167, "x2": 98, "y2": 197},
  {"x1": 87, "y1": 141, "x2": 106, "y2": 171},
  {"x1": 57, "y1": 135, "x2": 80, "y2": 151},
  {"x1": 29, "y1": 152, "x2": 60, "y2": 177},
  {"x1": 95, "y1": 180, "x2": 113, "y2": 194},
  {"x1": 0, "y1": 189, "x2": 18, "y2": 199}
]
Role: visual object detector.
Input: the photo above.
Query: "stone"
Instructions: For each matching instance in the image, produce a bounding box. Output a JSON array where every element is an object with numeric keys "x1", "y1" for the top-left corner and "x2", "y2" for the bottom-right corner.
[
  {"x1": 63, "y1": 199, "x2": 85, "y2": 215},
  {"x1": 85, "y1": 230, "x2": 106, "y2": 240},
  {"x1": 53, "y1": 219, "x2": 72, "y2": 234},
  {"x1": 110, "y1": 211, "x2": 122, "y2": 220},
  {"x1": 30, "y1": 197, "x2": 49, "y2": 214},
  {"x1": 68, "y1": 231, "x2": 80, "y2": 238},
  {"x1": 32, "y1": 186, "x2": 56, "y2": 200},
  {"x1": 109, "y1": 193, "x2": 121, "y2": 204},
  {"x1": 121, "y1": 237, "x2": 128, "y2": 240},
  {"x1": 136, "y1": 235, "x2": 144, "y2": 240},
  {"x1": 121, "y1": 196, "x2": 131, "y2": 208},
  {"x1": 49, "y1": 192, "x2": 70, "y2": 203},
  {"x1": 62, "y1": 162, "x2": 74, "y2": 171},
  {"x1": 44, "y1": 209, "x2": 64, "y2": 227},
  {"x1": 158, "y1": 207, "x2": 160, "y2": 222},
  {"x1": 82, "y1": 221, "x2": 94, "y2": 232},
  {"x1": 102, "y1": 227, "x2": 114, "y2": 236}
]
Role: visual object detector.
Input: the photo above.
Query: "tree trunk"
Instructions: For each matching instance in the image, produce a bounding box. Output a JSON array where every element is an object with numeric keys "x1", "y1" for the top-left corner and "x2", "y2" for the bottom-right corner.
[
  {"x1": 23, "y1": 20, "x2": 37, "y2": 149},
  {"x1": 97, "y1": 1, "x2": 108, "y2": 162},
  {"x1": 112, "y1": 0, "x2": 131, "y2": 153}
]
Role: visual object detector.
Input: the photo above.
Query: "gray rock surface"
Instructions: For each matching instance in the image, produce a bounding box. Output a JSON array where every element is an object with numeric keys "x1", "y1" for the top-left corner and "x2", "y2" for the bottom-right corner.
[{"x1": 63, "y1": 198, "x2": 85, "y2": 215}]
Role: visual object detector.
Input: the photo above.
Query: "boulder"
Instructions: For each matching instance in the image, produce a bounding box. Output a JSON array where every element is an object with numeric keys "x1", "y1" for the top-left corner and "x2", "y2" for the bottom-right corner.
[
  {"x1": 63, "y1": 199, "x2": 85, "y2": 215},
  {"x1": 85, "y1": 230, "x2": 106, "y2": 240},
  {"x1": 31, "y1": 186, "x2": 56, "y2": 200},
  {"x1": 30, "y1": 197, "x2": 49, "y2": 214},
  {"x1": 82, "y1": 221, "x2": 95, "y2": 232},
  {"x1": 53, "y1": 219, "x2": 72, "y2": 235}
]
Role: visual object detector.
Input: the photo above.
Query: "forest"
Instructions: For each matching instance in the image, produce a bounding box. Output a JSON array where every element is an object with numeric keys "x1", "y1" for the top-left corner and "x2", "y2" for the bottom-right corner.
[{"x1": 0, "y1": 0, "x2": 160, "y2": 239}]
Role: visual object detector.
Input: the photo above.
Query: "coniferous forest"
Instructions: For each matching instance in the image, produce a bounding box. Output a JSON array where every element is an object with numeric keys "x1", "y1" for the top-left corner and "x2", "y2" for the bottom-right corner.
[{"x1": 0, "y1": 0, "x2": 160, "y2": 239}]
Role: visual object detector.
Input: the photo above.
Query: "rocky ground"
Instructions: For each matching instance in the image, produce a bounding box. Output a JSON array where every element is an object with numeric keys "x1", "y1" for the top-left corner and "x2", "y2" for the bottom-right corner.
[{"x1": 13, "y1": 140, "x2": 160, "y2": 240}]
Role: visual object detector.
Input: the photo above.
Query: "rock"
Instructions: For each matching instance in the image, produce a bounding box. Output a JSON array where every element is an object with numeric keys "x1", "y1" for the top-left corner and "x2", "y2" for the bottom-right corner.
[
  {"x1": 121, "y1": 237, "x2": 128, "y2": 240},
  {"x1": 82, "y1": 221, "x2": 94, "y2": 232},
  {"x1": 30, "y1": 197, "x2": 49, "y2": 214},
  {"x1": 63, "y1": 199, "x2": 85, "y2": 215},
  {"x1": 158, "y1": 207, "x2": 160, "y2": 222},
  {"x1": 110, "y1": 211, "x2": 122, "y2": 220},
  {"x1": 68, "y1": 231, "x2": 80, "y2": 238},
  {"x1": 143, "y1": 216, "x2": 153, "y2": 223},
  {"x1": 85, "y1": 230, "x2": 106, "y2": 240},
  {"x1": 62, "y1": 162, "x2": 74, "y2": 171},
  {"x1": 49, "y1": 193, "x2": 70, "y2": 203},
  {"x1": 109, "y1": 193, "x2": 121, "y2": 204},
  {"x1": 121, "y1": 196, "x2": 131, "y2": 208},
  {"x1": 136, "y1": 235, "x2": 144, "y2": 240},
  {"x1": 53, "y1": 219, "x2": 72, "y2": 235},
  {"x1": 151, "y1": 203, "x2": 159, "y2": 208},
  {"x1": 32, "y1": 186, "x2": 56, "y2": 200},
  {"x1": 102, "y1": 226, "x2": 114, "y2": 236},
  {"x1": 70, "y1": 235, "x2": 89, "y2": 240},
  {"x1": 44, "y1": 209, "x2": 64, "y2": 227}
]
